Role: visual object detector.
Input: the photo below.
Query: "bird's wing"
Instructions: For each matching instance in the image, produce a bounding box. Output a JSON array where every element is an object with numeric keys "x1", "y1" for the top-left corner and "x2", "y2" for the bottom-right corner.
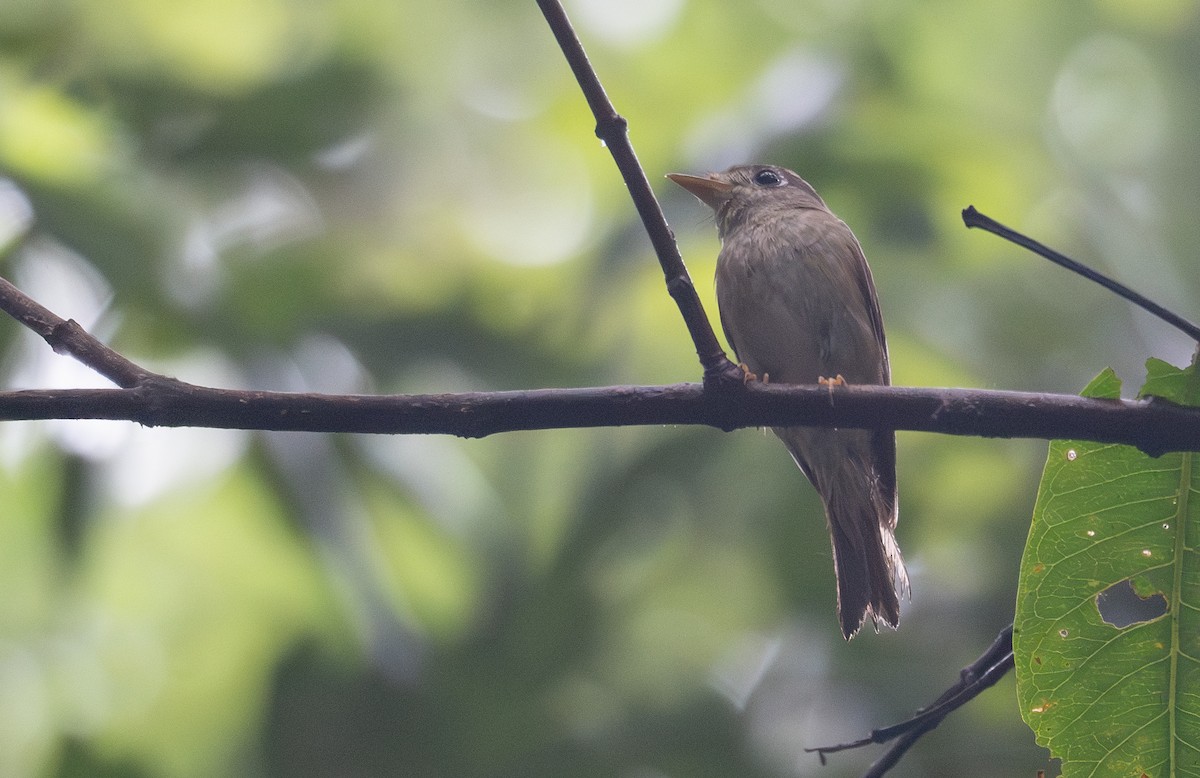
[
  {"x1": 850, "y1": 236, "x2": 890, "y2": 385},
  {"x1": 830, "y1": 219, "x2": 897, "y2": 520}
]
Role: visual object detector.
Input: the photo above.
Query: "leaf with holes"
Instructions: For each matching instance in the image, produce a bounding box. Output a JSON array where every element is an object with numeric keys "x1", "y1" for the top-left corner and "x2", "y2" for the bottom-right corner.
[{"x1": 1014, "y1": 357, "x2": 1200, "y2": 777}]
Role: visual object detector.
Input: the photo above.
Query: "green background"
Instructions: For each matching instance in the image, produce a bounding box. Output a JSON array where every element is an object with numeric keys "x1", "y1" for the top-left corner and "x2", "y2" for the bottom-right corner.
[{"x1": 1, "y1": 0, "x2": 1197, "y2": 775}]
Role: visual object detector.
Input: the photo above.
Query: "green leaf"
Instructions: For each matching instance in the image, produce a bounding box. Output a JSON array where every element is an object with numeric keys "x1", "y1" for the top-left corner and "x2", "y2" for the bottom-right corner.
[
  {"x1": 1140, "y1": 356, "x2": 1200, "y2": 402},
  {"x1": 1080, "y1": 366, "x2": 1123, "y2": 400},
  {"x1": 1015, "y1": 357, "x2": 1200, "y2": 777}
]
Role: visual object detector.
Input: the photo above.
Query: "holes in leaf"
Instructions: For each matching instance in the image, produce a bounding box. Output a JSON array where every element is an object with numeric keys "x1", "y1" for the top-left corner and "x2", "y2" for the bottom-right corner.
[{"x1": 1096, "y1": 579, "x2": 1167, "y2": 628}]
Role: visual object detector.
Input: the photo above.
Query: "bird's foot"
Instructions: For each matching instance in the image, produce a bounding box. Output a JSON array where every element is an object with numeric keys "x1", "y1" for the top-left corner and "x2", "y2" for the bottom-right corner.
[
  {"x1": 738, "y1": 362, "x2": 760, "y2": 384},
  {"x1": 818, "y1": 374, "x2": 846, "y2": 402}
]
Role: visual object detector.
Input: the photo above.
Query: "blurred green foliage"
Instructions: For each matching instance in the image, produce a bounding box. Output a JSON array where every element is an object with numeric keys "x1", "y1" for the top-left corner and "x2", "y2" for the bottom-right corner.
[{"x1": 1, "y1": 0, "x2": 1198, "y2": 776}]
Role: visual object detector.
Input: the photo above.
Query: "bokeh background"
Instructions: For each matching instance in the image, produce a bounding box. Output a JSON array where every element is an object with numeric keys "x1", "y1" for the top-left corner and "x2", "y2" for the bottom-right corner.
[{"x1": 1, "y1": 0, "x2": 1198, "y2": 775}]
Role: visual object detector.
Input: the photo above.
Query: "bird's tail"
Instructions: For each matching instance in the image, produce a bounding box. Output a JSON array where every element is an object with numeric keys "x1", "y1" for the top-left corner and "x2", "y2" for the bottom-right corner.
[
  {"x1": 779, "y1": 428, "x2": 907, "y2": 639},
  {"x1": 823, "y1": 458, "x2": 907, "y2": 639}
]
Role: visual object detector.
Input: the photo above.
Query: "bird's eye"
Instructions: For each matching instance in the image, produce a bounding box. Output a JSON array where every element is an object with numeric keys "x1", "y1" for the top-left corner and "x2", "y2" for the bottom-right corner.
[{"x1": 753, "y1": 169, "x2": 784, "y2": 187}]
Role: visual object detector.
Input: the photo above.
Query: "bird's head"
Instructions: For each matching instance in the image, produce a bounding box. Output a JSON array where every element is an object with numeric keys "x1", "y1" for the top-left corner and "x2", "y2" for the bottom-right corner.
[{"x1": 667, "y1": 164, "x2": 827, "y2": 238}]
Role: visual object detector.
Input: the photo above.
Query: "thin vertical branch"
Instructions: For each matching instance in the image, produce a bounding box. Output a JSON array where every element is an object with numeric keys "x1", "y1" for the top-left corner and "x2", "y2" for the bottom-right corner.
[{"x1": 535, "y1": 0, "x2": 740, "y2": 384}]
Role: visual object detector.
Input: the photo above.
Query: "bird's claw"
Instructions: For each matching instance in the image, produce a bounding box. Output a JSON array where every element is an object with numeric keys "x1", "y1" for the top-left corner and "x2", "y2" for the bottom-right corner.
[
  {"x1": 738, "y1": 362, "x2": 762, "y2": 384},
  {"x1": 818, "y1": 374, "x2": 846, "y2": 402}
]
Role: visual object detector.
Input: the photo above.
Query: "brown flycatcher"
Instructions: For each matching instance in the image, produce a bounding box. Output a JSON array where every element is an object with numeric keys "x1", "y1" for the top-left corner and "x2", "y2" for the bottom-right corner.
[{"x1": 669, "y1": 164, "x2": 906, "y2": 639}]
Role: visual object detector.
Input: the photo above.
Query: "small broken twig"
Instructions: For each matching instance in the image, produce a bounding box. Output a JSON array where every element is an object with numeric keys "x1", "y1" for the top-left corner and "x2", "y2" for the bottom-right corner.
[{"x1": 808, "y1": 625, "x2": 1014, "y2": 776}]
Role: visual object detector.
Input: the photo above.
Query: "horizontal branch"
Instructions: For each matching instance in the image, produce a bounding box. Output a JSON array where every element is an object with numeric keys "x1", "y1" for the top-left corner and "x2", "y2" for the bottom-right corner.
[{"x1": 1, "y1": 377, "x2": 1196, "y2": 454}]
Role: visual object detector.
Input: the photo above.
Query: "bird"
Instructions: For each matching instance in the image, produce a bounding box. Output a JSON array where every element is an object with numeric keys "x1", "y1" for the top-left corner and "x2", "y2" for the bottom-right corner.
[{"x1": 668, "y1": 164, "x2": 906, "y2": 639}]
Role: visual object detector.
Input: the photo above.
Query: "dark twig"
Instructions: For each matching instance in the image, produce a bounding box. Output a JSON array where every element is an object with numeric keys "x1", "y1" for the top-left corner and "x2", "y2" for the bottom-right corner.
[
  {"x1": 808, "y1": 625, "x2": 1015, "y2": 776},
  {"x1": 865, "y1": 631, "x2": 1013, "y2": 776},
  {"x1": 0, "y1": 276, "x2": 151, "y2": 388},
  {"x1": 535, "y1": 0, "x2": 740, "y2": 385},
  {"x1": 962, "y1": 206, "x2": 1200, "y2": 343}
]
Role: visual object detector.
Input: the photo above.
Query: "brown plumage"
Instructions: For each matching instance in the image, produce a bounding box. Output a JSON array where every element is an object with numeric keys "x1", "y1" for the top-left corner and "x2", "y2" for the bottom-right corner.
[{"x1": 669, "y1": 164, "x2": 907, "y2": 639}]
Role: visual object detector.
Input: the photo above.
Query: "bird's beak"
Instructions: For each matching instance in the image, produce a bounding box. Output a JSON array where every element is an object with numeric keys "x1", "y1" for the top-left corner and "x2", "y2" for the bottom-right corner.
[{"x1": 667, "y1": 172, "x2": 734, "y2": 211}]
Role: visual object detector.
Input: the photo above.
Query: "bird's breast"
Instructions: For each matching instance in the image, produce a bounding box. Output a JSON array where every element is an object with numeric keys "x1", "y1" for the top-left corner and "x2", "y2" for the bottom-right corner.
[{"x1": 715, "y1": 211, "x2": 882, "y2": 386}]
